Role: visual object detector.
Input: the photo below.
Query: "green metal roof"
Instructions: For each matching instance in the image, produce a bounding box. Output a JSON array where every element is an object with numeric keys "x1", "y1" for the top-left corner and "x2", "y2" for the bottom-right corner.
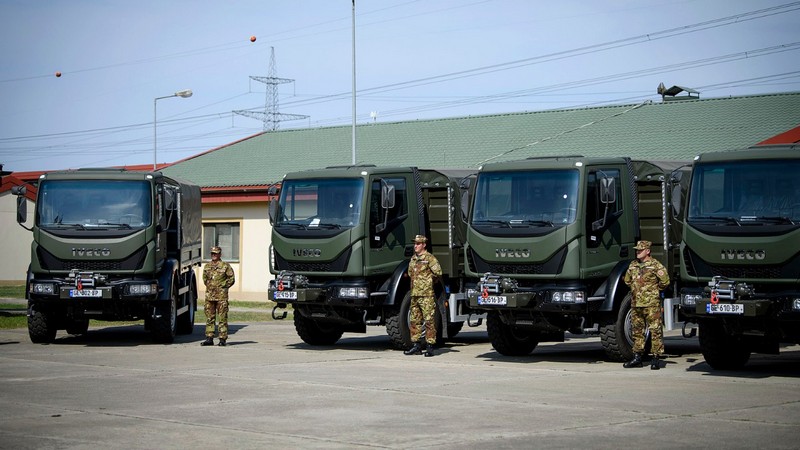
[{"x1": 162, "y1": 91, "x2": 800, "y2": 188}]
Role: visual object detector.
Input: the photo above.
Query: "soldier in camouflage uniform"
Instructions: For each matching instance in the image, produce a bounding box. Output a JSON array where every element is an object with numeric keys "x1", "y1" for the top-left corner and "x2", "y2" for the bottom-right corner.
[
  {"x1": 201, "y1": 246, "x2": 235, "y2": 347},
  {"x1": 623, "y1": 240, "x2": 670, "y2": 369},
  {"x1": 403, "y1": 235, "x2": 442, "y2": 357}
]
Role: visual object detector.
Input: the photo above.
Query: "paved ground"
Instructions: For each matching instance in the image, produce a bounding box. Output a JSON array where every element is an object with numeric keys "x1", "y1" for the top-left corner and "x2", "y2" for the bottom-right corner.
[{"x1": 1, "y1": 321, "x2": 799, "y2": 449}]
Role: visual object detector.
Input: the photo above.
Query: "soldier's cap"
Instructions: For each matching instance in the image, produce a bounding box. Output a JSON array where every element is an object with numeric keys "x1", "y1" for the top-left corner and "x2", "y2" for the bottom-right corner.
[
  {"x1": 413, "y1": 235, "x2": 427, "y2": 244},
  {"x1": 211, "y1": 246, "x2": 222, "y2": 254},
  {"x1": 634, "y1": 240, "x2": 651, "y2": 251}
]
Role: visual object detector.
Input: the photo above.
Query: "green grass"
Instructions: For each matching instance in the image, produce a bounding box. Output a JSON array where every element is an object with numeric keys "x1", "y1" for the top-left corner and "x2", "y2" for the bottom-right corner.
[
  {"x1": 0, "y1": 285, "x2": 25, "y2": 299},
  {"x1": 0, "y1": 299, "x2": 293, "y2": 329}
]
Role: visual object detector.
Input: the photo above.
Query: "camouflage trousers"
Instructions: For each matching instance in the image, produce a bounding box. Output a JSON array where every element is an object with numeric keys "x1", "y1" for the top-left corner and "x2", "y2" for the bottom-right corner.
[
  {"x1": 409, "y1": 295, "x2": 437, "y2": 345},
  {"x1": 204, "y1": 299, "x2": 229, "y2": 339},
  {"x1": 630, "y1": 305, "x2": 664, "y2": 356}
]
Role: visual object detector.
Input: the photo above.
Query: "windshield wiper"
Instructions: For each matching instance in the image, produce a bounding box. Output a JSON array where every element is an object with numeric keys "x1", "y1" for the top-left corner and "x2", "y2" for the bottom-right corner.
[
  {"x1": 277, "y1": 222, "x2": 308, "y2": 230},
  {"x1": 690, "y1": 216, "x2": 741, "y2": 226},
  {"x1": 101, "y1": 223, "x2": 132, "y2": 229},
  {"x1": 511, "y1": 219, "x2": 555, "y2": 227},
  {"x1": 743, "y1": 216, "x2": 797, "y2": 225},
  {"x1": 311, "y1": 222, "x2": 342, "y2": 229},
  {"x1": 474, "y1": 219, "x2": 510, "y2": 228}
]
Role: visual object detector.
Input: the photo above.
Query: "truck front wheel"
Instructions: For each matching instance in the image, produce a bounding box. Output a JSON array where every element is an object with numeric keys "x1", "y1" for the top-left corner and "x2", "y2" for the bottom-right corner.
[
  {"x1": 600, "y1": 293, "x2": 650, "y2": 362},
  {"x1": 385, "y1": 292, "x2": 444, "y2": 350},
  {"x1": 699, "y1": 320, "x2": 750, "y2": 370},
  {"x1": 294, "y1": 311, "x2": 343, "y2": 346},
  {"x1": 486, "y1": 311, "x2": 538, "y2": 356},
  {"x1": 152, "y1": 290, "x2": 177, "y2": 343},
  {"x1": 28, "y1": 307, "x2": 57, "y2": 344}
]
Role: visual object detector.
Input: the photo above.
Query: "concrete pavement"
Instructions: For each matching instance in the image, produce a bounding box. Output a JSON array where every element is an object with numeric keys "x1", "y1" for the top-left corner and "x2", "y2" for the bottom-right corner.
[{"x1": 1, "y1": 322, "x2": 799, "y2": 449}]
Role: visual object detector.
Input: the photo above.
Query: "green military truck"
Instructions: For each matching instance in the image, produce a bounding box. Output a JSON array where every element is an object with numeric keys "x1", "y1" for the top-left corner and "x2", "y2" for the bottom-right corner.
[
  {"x1": 13, "y1": 168, "x2": 202, "y2": 343},
  {"x1": 465, "y1": 156, "x2": 691, "y2": 361},
  {"x1": 678, "y1": 145, "x2": 800, "y2": 369},
  {"x1": 267, "y1": 165, "x2": 483, "y2": 349}
]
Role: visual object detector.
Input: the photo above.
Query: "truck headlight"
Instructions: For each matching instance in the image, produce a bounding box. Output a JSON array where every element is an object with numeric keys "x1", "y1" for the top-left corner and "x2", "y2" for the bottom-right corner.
[
  {"x1": 30, "y1": 282, "x2": 55, "y2": 295},
  {"x1": 792, "y1": 298, "x2": 800, "y2": 311},
  {"x1": 551, "y1": 290, "x2": 585, "y2": 303},
  {"x1": 682, "y1": 294, "x2": 701, "y2": 306},
  {"x1": 338, "y1": 287, "x2": 368, "y2": 299},
  {"x1": 128, "y1": 283, "x2": 157, "y2": 295}
]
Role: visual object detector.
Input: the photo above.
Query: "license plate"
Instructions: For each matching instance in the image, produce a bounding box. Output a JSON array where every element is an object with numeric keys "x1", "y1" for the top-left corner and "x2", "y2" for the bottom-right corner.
[
  {"x1": 69, "y1": 289, "x2": 102, "y2": 298},
  {"x1": 274, "y1": 291, "x2": 298, "y2": 300},
  {"x1": 706, "y1": 303, "x2": 744, "y2": 314},
  {"x1": 477, "y1": 295, "x2": 507, "y2": 306}
]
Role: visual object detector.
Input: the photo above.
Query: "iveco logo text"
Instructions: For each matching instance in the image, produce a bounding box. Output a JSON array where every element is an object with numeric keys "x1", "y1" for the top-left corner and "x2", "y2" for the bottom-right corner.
[
  {"x1": 72, "y1": 248, "x2": 111, "y2": 257},
  {"x1": 720, "y1": 249, "x2": 765, "y2": 260},
  {"x1": 293, "y1": 248, "x2": 322, "y2": 257},
  {"x1": 495, "y1": 248, "x2": 530, "y2": 258}
]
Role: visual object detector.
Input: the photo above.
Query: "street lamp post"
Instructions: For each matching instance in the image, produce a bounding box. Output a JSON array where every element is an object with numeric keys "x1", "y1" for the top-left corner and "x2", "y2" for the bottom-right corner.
[{"x1": 154, "y1": 89, "x2": 193, "y2": 171}]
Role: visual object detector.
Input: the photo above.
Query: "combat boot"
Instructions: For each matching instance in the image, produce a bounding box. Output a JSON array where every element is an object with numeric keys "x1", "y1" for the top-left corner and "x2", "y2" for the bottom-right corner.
[
  {"x1": 200, "y1": 337, "x2": 214, "y2": 346},
  {"x1": 424, "y1": 343, "x2": 435, "y2": 357},
  {"x1": 623, "y1": 353, "x2": 643, "y2": 368},
  {"x1": 650, "y1": 355, "x2": 660, "y2": 370},
  {"x1": 218, "y1": 338, "x2": 227, "y2": 347},
  {"x1": 404, "y1": 342, "x2": 423, "y2": 355}
]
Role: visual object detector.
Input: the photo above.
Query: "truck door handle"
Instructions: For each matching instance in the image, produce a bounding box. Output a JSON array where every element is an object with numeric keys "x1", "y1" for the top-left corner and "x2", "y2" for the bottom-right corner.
[{"x1": 620, "y1": 246, "x2": 629, "y2": 258}]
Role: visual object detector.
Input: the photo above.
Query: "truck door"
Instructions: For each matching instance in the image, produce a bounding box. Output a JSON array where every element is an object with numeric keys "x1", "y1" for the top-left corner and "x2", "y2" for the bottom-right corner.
[
  {"x1": 583, "y1": 166, "x2": 631, "y2": 277},
  {"x1": 365, "y1": 175, "x2": 414, "y2": 276}
]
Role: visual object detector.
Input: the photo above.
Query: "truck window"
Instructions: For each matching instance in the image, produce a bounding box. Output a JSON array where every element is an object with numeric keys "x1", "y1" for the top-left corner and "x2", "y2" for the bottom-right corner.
[
  {"x1": 688, "y1": 160, "x2": 800, "y2": 222},
  {"x1": 37, "y1": 180, "x2": 151, "y2": 229},
  {"x1": 586, "y1": 168, "x2": 622, "y2": 221},
  {"x1": 275, "y1": 178, "x2": 365, "y2": 230},
  {"x1": 369, "y1": 177, "x2": 408, "y2": 247}
]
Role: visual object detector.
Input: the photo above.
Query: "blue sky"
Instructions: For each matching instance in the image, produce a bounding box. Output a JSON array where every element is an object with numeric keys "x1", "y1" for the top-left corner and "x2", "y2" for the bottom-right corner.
[{"x1": 1, "y1": 0, "x2": 798, "y2": 172}]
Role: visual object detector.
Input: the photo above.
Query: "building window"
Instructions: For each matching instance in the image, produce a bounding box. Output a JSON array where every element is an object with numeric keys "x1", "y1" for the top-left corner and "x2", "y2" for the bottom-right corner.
[{"x1": 203, "y1": 222, "x2": 240, "y2": 261}]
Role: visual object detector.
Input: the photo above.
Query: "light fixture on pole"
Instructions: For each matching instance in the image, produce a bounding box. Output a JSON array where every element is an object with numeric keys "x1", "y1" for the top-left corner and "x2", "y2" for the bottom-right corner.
[{"x1": 154, "y1": 89, "x2": 193, "y2": 170}]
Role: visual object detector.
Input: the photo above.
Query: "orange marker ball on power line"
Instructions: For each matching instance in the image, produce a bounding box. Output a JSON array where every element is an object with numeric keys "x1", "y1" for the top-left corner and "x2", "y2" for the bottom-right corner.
[
  {"x1": 55, "y1": 71, "x2": 62, "y2": 77},
  {"x1": 250, "y1": 35, "x2": 256, "y2": 42}
]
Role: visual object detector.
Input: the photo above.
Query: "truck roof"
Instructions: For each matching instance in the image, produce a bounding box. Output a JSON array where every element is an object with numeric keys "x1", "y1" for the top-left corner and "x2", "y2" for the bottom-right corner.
[
  {"x1": 694, "y1": 144, "x2": 800, "y2": 163},
  {"x1": 479, "y1": 156, "x2": 689, "y2": 178},
  {"x1": 281, "y1": 165, "x2": 474, "y2": 184}
]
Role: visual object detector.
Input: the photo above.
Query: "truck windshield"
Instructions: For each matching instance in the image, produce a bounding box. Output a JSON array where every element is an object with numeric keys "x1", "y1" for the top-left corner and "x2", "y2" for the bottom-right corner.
[
  {"x1": 687, "y1": 160, "x2": 800, "y2": 224},
  {"x1": 276, "y1": 178, "x2": 364, "y2": 229},
  {"x1": 471, "y1": 169, "x2": 579, "y2": 230},
  {"x1": 37, "y1": 180, "x2": 152, "y2": 229}
]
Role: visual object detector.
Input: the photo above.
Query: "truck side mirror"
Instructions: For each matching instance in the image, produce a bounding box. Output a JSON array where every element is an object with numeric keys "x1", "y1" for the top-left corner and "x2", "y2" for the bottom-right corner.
[
  {"x1": 11, "y1": 186, "x2": 27, "y2": 224},
  {"x1": 600, "y1": 177, "x2": 616, "y2": 204},
  {"x1": 459, "y1": 178, "x2": 472, "y2": 222},
  {"x1": 268, "y1": 200, "x2": 279, "y2": 225},
  {"x1": 381, "y1": 182, "x2": 395, "y2": 209}
]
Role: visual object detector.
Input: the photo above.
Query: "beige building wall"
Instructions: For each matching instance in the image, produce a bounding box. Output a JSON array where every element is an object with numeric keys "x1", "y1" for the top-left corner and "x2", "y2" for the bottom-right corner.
[
  {"x1": 197, "y1": 201, "x2": 271, "y2": 301},
  {"x1": 0, "y1": 192, "x2": 34, "y2": 283}
]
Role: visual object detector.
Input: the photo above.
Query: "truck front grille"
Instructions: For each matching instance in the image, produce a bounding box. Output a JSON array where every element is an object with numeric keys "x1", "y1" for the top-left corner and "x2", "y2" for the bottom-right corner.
[{"x1": 37, "y1": 247, "x2": 147, "y2": 271}]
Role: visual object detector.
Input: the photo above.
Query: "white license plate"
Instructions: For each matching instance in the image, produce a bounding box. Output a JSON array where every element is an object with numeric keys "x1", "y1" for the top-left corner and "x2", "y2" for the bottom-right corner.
[
  {"x1": 69, "y1": 289, "x2": 102, "y2": 298},
  {"x1": 706, "y1": 303, "x2": 744, "y2": 314},
  {"x1": 477, "y1": 295, "x2": 507, "y2": 306},
  {"x1": 274, "y1": 291, "x2": 298, "y2": 300}
]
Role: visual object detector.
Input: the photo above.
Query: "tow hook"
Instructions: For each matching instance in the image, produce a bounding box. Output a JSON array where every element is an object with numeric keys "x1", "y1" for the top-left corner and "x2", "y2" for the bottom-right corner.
[
  {"x1": 682, "y1": 322, "x2": 697, "y2": 338},
  {"x1": 272, "y1": 302, "x2": 287, "y2": 320}
]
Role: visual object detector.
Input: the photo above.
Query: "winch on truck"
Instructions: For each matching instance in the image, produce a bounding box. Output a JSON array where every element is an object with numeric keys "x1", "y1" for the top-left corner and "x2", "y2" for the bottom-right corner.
[{"x1": 13, "y1": 168, "x2": 202, "y2": 343}]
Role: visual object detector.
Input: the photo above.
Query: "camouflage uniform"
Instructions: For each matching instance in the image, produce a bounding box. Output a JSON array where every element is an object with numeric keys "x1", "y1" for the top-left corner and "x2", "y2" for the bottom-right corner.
[
  {"x1": 203, "y1": 247, "x2": 235, "y2": 340},
  {"x1": 624, "y1": 241, "x2": 670, "y2": 356},
  {"x1": 408, "y1": 236, "x2": 442, "y2": 346}
]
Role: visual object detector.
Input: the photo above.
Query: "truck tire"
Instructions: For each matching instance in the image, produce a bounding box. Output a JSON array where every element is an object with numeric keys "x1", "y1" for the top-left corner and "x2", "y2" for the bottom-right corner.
[
  {"x1": 28, "y1": 308, "x2": 57, "y2": 344},
  {"x1": 486, "y1": 311, "x2": 538, "y2": 356},
  {"x1": 152, "y1": 290, "x2": 177, "y2": 343},
  {"x1": 599, "y1": 293, "x2": 650, "y2": 362},
  {"x1": 699, "y1": 320, "x2": 750, "y2": 370},
  {"x1": 176, "y1": 284, "x2": 196, "y2": 335},
  {"x1": 385, "y1": 292, "x2": 444, "y2": 350},
  {"x1": 294, "y1": 312, "x2": 343, "y2": 346},
  {"x1": 65, "y1": 319, "x2": 89, "y2": 336}
]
